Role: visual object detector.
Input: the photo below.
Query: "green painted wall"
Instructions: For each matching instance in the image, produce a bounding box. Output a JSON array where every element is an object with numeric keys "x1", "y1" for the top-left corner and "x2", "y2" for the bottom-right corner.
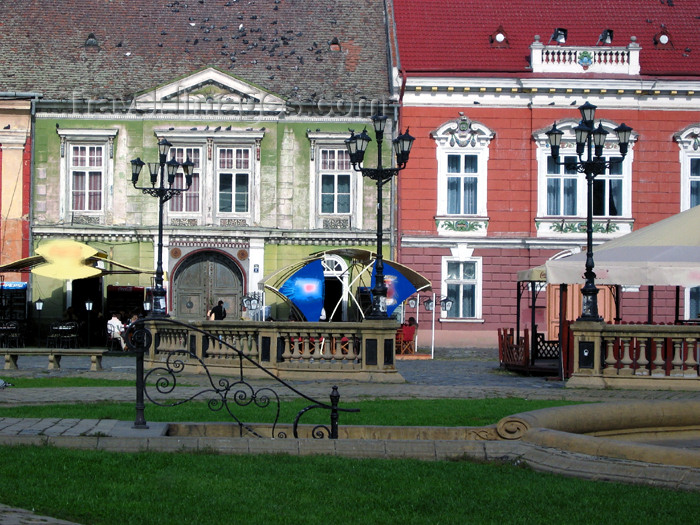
[{"x1": 31, "y1": 89, "x2": 394, "y2": 323}]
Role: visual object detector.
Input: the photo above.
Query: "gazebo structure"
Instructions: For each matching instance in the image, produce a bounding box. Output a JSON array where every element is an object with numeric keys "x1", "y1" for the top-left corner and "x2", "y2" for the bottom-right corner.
[{"x1": 504, "y1": 206, "x2": 700, "y2": 388}]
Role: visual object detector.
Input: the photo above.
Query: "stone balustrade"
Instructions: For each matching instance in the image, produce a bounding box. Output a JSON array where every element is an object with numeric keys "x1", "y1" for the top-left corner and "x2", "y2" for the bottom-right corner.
[
  {"x1": 530, "y1": 39, "x2": 640, "y2": 75},
  {"x1": 568, "y1": 321, "x2": 700, "y2": 389},
  {"x1": 141, "y1": 319, "x2": 402, "y2": 382}
]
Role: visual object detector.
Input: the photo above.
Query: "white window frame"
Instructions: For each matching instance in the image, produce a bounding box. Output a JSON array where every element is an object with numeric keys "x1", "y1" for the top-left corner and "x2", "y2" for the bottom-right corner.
[
  {"x1": 534, "y1": 119, "x2": 635, "y2": 237},
  {"x1": 674, "y1": 125, "x2": 700, "y2": 319},
  {"x1": 216, "y1": 146, "x2": 253, "y2": 215},
  {"x1": 441, "y1": 252, "x2": 483, "y2": 321},
  {"x1": 158, "y1": 129, "x2": 264, "y2": 227},
  {"x1": 545, "y1": 153, "x2": 579, "y2": 216},
  {"x1": 69, "y1": 144, "x2": 105, "y2": 212},
  {"x1": 319, "y1": 148, "x2": 352, "y2": 215},
  {"x1": 430, "y1": 116, "x2": 494, "y2": 238},
  {"x1": 168, "y1": 146, "x2": 203, "y2": 215},
  {"x1": 442, "y1": 152, "x2": 483, "y2": 215},
  {"x1": 307, "y1": 131, "x2": 364, "y2": 229},
  {"x1": 57, "y1": 129, "x2": 118, "y2": 223},
  {"x1": 433, "y1": 121, "x2": 493, "y2": 218},
  {"x1": 675, "y1": 125, "x2": 700, "y2": 211}
]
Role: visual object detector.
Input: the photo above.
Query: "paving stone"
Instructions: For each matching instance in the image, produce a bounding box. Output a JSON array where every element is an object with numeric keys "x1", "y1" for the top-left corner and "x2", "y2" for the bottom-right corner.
[
  {"x1": 297, "y1": 437, "x2": 336, "y2": 456},
  {"x1": 43, "y1": 419, "x2": 83, "y2": 436},
  {"x1": 60, "y1": 419, "x2": 102, "y2": 437},
  {"x1": 247, "y1": 437, "x2": 301, "y2": 456},
  {"x1": 196, "y1": 437, "x2": 253, "y2": 455},
  {"x1": 0, "y1": 503, "x2": 81, "y2": 525}
]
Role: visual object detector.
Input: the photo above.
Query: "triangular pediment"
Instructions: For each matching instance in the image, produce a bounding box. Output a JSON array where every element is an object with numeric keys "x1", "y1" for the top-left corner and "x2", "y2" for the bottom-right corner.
[{"x1": 133, "y1": 67, "x2": 285, "y2": 110}]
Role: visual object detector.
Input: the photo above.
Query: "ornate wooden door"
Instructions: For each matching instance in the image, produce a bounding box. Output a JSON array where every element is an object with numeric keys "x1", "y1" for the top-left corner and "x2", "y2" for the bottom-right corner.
[{"x1": 173, "y1": 252, "x2": 243, "y2": 320}]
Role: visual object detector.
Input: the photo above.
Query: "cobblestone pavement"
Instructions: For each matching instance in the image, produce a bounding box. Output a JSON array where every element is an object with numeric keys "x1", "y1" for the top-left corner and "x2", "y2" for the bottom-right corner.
[
  {"x1": 3, "y1": 348, "x2": 700, "y2": 405},
  {"x1": 2, "y1": 347, "x2": 700, "y2": 523}
]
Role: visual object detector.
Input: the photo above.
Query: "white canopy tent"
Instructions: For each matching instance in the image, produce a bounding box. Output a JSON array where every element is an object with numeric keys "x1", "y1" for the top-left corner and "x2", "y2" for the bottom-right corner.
[
  {"x1": 511, "y1": 207, "x2": 700, "y2": 378},
  {"x1": 544, "y1": 206, "x2": 700, "y2": 287}
]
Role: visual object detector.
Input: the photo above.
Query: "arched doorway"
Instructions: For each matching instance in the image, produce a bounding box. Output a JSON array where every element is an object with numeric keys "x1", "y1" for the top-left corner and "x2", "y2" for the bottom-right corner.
[
  {"x1": 172, "y1": 251, "x2": 243, "y2": 320},
  {"x1": 322, "y1": 254, "x2": 348, "y2": 321}
]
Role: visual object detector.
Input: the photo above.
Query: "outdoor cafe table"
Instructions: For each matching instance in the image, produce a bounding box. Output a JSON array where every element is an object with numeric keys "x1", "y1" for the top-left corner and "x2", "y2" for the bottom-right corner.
[{"x1": 47, "y1": 322, "x2": 79, "y2": 348}]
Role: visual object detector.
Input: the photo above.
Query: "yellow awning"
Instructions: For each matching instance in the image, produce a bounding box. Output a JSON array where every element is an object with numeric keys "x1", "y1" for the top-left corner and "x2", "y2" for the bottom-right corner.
[{"x1": 0, "y1": 240, "x2": 155, "y2": 280}]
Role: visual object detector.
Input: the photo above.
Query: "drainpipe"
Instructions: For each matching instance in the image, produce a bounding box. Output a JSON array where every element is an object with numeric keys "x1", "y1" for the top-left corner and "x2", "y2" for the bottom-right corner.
[
  {"x1": 0, "y1": 92, "x2": 43, "y2": 99},
  {"x1": 392, "y1": 70, "x2": 408, "y2": 263},
  {"x1": 28, "y1": 95, "x2": 40, "y2": 303}
]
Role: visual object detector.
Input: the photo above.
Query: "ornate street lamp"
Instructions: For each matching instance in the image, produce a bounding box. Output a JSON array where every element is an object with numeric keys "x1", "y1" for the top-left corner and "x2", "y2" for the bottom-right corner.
[
  {"x1": 35, "y1": 298, "x2": 44, "y2": 344},
  {"x1": 130, "y1": 138, "x2": 194, "y2": 317},
  {"x1": 85, "y1": 299, "x2": 93, "y2": 348},
  {"x1": 546, "y1": 103, "x2": 633, "y2": 321},
  {"x1": 129, "y1": 138, "x2": 193, "y2": 430},
  {"x1": 440, "y1": 297, "x2": 454, "y2": 312},
  {"x1": 345, "y1": 112, "x2": 414, "y2": 319}
]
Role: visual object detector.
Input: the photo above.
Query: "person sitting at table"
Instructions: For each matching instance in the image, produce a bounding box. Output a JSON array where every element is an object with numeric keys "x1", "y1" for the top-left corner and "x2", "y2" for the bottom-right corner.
[
  {"x1": 63, "y1": 306, "x2": 79, "y2": 322},
  {"x1": 107, "y1": 312, "x2": 126, "y2": 350}
]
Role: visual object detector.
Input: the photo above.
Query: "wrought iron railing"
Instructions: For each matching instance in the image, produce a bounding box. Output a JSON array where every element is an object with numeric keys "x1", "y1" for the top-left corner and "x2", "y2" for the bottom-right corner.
[{"x1": 124, "y1": 318, "x2": 359, "y2": 438}]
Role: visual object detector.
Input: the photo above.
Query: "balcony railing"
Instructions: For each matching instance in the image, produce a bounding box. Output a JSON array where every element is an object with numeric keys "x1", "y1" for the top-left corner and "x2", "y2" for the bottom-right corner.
[{"x1": 530, "y1": 37, "x2": 641, "y2": 75}]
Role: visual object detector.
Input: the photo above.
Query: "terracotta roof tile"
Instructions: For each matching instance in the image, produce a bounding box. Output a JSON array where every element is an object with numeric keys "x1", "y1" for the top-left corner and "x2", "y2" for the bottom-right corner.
[{"x1": 393, "y1": 0, "x2": 700, "y2": 76}]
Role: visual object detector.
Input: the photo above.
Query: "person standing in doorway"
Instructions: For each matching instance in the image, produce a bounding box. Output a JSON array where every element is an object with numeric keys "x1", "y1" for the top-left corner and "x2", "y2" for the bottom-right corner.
[{"x1": 209, "y1": 300, "x2": 227, "y2": 320}]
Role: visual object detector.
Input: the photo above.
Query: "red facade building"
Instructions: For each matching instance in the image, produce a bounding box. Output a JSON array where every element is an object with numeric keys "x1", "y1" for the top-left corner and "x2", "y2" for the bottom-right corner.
[{"x1": 391, "y1": 0, "x2": 700, "y2": 347}]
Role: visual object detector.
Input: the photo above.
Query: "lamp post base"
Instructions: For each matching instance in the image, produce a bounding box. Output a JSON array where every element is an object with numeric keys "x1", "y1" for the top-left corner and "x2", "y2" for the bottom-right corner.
[
  {"x1": 578, "y1": 283, "x2": 603, "y2": 322},
  {"x1": 365, "y1": 293, "x2": 388, "y2": 320},
  {"x1": 151, "y1": 287, "x2": 168, "y2": 317}
]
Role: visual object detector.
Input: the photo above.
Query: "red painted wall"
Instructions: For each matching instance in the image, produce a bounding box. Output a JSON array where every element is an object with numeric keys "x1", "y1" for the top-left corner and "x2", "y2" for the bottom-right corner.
[{"x1": 396, "y1": 104, "x2": 700, "y2": 348}]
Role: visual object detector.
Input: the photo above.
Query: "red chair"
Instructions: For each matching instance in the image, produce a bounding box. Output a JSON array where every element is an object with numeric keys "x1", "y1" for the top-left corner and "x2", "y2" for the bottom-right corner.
[{"x1": 399, "y1": 324, "x2": 416, "y2": 354}]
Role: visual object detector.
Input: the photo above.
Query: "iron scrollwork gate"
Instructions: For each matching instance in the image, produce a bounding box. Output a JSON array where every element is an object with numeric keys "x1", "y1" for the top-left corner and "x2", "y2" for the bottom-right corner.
[{"x1": 125, "y1": 318, "x2": 358, "y2": 438}]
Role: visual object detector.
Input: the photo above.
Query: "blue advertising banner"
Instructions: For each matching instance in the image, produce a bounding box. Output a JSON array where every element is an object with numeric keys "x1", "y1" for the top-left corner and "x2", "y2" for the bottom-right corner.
[
  {"x1": 371, "y1": 261, "x2": 418, "y2": 316},
  {"x1": 0, "y1": 282, "x2": 27, "y2": 290},
  {"x1": 279, "y1": 259, "x2": 325, "y2": 321}
]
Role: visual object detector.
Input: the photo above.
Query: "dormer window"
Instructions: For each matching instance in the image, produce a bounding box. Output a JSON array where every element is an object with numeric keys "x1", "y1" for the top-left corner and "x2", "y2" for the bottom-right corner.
[
  {"x1": 490, "y1": 26, "x2": 509, "y2": 48},
  {"x1": 549, "y1": 28, "x2": 567, "y2": 45},
  {"x1": 654, "y1": 28, "x2": 672, "y2": 47},
  {"x1": 84, "y1": 33, "x2": 99, "y2": 48},
  {"x1": 329, "y1": 37, "x2": 341, "y2": 52},
  {"x1": 597, "y1": 29, "x2": 614, "y2": 45}
]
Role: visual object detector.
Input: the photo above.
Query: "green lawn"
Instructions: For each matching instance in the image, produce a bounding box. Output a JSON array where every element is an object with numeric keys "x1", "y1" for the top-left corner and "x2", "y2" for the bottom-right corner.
[
  {"x1": 1, "y1": 397, "x2": 697, "y2": 523},
  {"x1": 1, "y1": 377, "x2": 136, "y2": 388},
  {"x1": 0, "y1": 398, "x2": 582, "y2": 427},
  {"x1": 0, "y1": 445, "x2": 697, "y2": 525}
]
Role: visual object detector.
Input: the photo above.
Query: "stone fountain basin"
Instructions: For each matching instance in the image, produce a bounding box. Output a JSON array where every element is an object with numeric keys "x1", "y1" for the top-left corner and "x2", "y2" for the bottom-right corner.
[
  {"x1": 166, "y1": 422, "x2": 497, "y2": 441},
  {"x1": 496, "y1": 399, "x2": 700, "y2": 468},
  {"x1": 166, "y1": 399, "x2": 700, "y2": 469}
]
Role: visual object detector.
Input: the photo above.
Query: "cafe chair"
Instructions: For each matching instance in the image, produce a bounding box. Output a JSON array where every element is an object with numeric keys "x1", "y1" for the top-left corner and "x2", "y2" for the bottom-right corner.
[
  {"x1": 398, "y1": 324, "x2": 417, "y2": 355},
  {"x1": 47, "y1": 322, "x2": 62, "y2": 348},
  {"x1": 106, "y1": 325, "x2": 122, "y2": 351},
  {"x1": 1, "y1": 321, "x2": 24, "y2": 348},
  {"x1": 60, "y1": 321, "x2": 79, "y2": 348}
]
